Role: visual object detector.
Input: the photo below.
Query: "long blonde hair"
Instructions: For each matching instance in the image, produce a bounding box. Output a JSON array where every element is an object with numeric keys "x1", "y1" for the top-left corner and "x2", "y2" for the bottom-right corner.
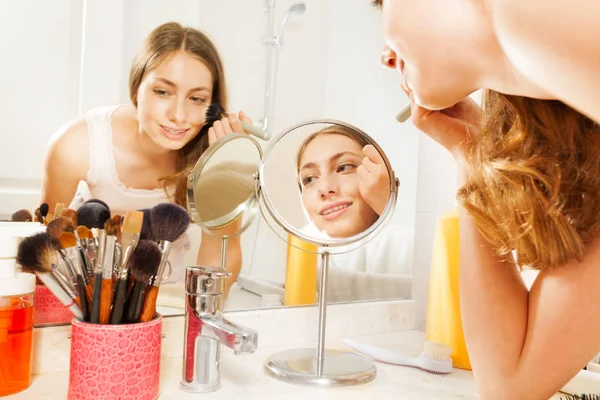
[
  {"x1": 458, "y1": 90, "x2": 600, "y2": 269},
  {"x1": 129, "y1": 22, "x2": 228, "y2": 206}
]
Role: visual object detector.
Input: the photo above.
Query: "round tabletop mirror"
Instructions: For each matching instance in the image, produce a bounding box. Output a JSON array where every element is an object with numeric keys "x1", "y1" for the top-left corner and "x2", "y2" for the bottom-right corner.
[
  {"x1": 257, "y1": 119, "x2": 399, "y2": 254},
  {"x1": 257, "y1": 119, "x2": 400, "y2": 387},
  {"x1": 186, "y1": 133, "x2": 262, "y2": 237}
]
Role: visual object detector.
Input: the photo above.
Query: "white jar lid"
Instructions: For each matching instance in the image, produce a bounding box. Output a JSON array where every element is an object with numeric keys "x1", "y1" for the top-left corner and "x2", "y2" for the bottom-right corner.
[
  {"x1": 0, "y1": 222, "x2": 46, "y2": 258},
  {"x1": 0, "y1": 259, "x2": 35, "y2": 296}
]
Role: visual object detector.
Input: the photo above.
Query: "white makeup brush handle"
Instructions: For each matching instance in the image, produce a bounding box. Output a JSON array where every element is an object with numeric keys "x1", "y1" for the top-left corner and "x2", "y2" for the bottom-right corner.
[
  {"x1": 241, "y1": 120, "x2": 270, "y2": 141},
  {"x1": 395, "y1": 102, "x2": 412, "y2": 123}
]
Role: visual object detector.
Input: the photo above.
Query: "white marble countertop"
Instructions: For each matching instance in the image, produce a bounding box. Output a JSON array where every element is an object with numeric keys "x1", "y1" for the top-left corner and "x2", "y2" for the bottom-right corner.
[{"x1": 6, "y1": 330, "x2": 570, "y2": 400}]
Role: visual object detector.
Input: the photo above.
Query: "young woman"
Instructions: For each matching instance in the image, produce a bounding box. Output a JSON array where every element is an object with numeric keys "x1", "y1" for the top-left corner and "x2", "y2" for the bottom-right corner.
[
  {"x1": 374, "y1": 1, "x2": 600, "y2": 398},
  {"x1": 295, "y1": 125, "x2": 413, "y2": 301},
  {"x1": 296, "y1": 125, "x2": 390, "y2": 239},
  {"x1": 41, "y1": 22, "x2": 250, "y2": 293}
]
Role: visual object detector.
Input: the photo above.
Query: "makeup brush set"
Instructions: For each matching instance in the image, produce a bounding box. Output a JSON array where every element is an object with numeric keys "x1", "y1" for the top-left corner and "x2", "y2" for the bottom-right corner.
[{"x1": 13, "y1": 199, "x2": 190, "y2": 324}]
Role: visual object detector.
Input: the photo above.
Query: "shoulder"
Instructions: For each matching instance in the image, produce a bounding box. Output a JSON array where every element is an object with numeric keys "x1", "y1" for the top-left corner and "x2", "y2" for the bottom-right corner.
[{"x1": 44, "y1": 116, "x2": 90, "y2": 180}]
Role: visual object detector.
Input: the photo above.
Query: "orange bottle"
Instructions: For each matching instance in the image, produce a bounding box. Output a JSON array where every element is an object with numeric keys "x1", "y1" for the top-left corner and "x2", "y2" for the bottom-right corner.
[
  {"x1": 283, "y1": 234, "x2": 318, "y2": 306},
  {"x1": 0, "y1": 258, "x2": 36, "y2": 396},
  {"x1": 425, "y1": 208, "x2": 472, "y2": 370}
]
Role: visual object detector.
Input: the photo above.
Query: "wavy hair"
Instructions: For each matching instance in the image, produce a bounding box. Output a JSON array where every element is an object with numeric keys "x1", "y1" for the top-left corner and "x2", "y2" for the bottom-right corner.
[{"x1": 457, "y1": 90, "x2": 600, "y2": 269}]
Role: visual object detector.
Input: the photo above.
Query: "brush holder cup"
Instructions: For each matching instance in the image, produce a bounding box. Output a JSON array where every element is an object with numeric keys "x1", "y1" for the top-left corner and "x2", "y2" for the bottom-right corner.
[
  {"x1": 33, "y1": 284, "x2": 73, "y2": 325},
  {"x1": 67, "y1": 314, "x2": 162, "y2": 400}
]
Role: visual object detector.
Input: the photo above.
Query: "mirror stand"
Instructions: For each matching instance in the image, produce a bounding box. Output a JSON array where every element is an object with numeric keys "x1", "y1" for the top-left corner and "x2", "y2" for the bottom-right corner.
[
  {"x1": 220, "y1": 234, "x2": 230, "y2": 271},
  {"x1": 263, "y1": 249, "x2": 377, "y2": 387}
]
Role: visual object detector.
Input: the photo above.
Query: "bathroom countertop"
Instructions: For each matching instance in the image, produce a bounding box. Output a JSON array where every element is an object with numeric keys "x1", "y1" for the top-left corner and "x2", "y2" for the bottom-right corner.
[{"x1": 8, "y1": 330, "x2": 568, "y2": 400}]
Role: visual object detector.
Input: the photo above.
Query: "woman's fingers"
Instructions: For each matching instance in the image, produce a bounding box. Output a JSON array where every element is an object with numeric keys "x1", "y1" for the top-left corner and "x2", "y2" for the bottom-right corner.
[{"x1": 228, "y1": 112, "x2": 244, "y2": 133}]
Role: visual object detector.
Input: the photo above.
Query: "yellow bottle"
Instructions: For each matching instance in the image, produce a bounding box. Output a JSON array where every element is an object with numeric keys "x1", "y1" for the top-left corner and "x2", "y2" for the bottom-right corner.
[
  {"x1": 283, "y1": 234, "x2": 318, "y2": 306},
  {"x1": 425, "y1": 208, "x2": 472, "y2": 370}
]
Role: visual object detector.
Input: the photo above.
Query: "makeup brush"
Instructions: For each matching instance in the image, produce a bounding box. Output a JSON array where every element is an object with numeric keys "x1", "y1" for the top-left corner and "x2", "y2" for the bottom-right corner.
[
  {"x1": 46, "y1": 217, "x2": 76, "y2": 242},
  {"x1": 109, "y1": 211, "x2": 143, "y2": 324},
  {"x1": 84, "y1": 198, "x2": 110, "y2": 209},
  {"x1": 17, "y1": 232, "x2": 70, "y2": 293},
  {"x1": 58, "y1": 232, "x2": 90, "y2": 321},
  {"x1": 61, "y1": 208, "x2": 78, "y2": 227},
  {"x1": 34, "y1": 208, "x2": 43, "y2": 223},
  {"x1": 77, "y1": 202, "x2": 110, "y2": 231},
  {"x1": 89, "y1": 230, "x2": 106, "y2": 324},
  {"x1": 395, "y1": 102, "x2": 412, "y2": 123},
  {"x1": 205, "y1": 103, "x2": 270, "y2": 141},
  {"x1": 16, "y1": 233, "x2": 84, "y2": 320},
  {"x1": 11, "y1": 209, "x2": 32, "y2": 222},
  {"x1": 75, "y1": 225, "x2": 95, "y2": 305},
  {"x1": 124, "y1": 240, "x2": 161, "y2": 323},
  {"x1": 140, "y1": 203, "x2": 190, "y2": 322},
  {"x1": 99, "y1": 217, "x2": 119, "y2": 324},
  {"x1": 53, "y1": 203, "x2": 65, "y2": 221},
  {"x1": 138, "y1": 208, "x2": 154, "y2": 241},
  {"x1": 40, "y1": 203, "x2": 49, "y2": 221}
]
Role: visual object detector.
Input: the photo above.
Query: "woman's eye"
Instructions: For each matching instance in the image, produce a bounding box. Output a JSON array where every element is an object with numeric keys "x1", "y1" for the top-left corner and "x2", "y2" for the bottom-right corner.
[
  {"x1": 338, "y1": 163, "x2": 357, "y2": 173},
  {"x1": 153, "y1": 89, "x2": 169, "y2": 96},
  {"x1": 190, "y1": 97, "x2": 207, "y2": 104},
  {"x1": 302, "y1": 176, "x2": 316, "y2": 186}
]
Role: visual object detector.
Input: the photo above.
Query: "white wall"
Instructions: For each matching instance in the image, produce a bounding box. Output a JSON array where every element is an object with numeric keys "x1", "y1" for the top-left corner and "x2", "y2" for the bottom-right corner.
[{"x1": 0, "y1": 0, "x2": 83, "y2": 215}]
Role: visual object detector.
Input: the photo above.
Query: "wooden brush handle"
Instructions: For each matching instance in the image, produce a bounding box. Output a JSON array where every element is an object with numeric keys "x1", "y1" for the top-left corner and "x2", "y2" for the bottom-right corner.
[
  {"x1": 109, "y1": 279, "x2": 128, "y2": 324},
  {"x1": 140, "y1": 285, "x2": 158, "y2": 323},
  {"x1": 99, "y1": 278, "x2": 112, "y2": 324},
  {"x1": 85, "y1": 283, "x2": 93, "y2": 306}
]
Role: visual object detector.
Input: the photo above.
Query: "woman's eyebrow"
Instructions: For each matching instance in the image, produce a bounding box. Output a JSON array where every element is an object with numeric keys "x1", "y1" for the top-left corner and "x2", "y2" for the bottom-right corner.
[
  {"x1": 154, "y1": 77, "x2": 210, "y2": 93},
  {"x1": 300, "y1": 151, "x2": 362, "y2": 172},
  {"x1": 371, "y1": 0, "x2": 382, "y2": 9}
]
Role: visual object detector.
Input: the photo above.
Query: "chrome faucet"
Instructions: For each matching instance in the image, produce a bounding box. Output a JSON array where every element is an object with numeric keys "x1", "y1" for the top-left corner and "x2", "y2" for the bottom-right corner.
[{"x1": 180, "y1": 266, "x2": 258, "y2": 393}]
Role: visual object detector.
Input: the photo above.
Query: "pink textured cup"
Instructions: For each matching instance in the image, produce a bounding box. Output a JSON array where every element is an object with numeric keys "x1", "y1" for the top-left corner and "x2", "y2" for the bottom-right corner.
[
  {"x1": 67, "y1": 315, "x2": 162, "y2": 400},
  {"x1": 34, "y1": 284, "x2": 73, "y2": 325}
]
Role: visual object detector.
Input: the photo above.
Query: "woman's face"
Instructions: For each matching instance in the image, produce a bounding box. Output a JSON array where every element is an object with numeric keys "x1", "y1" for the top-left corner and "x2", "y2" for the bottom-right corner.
[
  {"x1": 137, "y1": 51, "x2": 213, "y2": 151},
  {"x1": 298, "y1": 134, "x2": 379, "y2": 238},
  {"x1": 378, "y1": 0, "x2": 478, "y2": 110}
]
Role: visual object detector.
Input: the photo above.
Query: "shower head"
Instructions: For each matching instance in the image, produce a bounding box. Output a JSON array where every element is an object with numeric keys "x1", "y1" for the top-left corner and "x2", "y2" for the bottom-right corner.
[{"x1": 277, "y1": 2, "x2": 306, "y2": 38}]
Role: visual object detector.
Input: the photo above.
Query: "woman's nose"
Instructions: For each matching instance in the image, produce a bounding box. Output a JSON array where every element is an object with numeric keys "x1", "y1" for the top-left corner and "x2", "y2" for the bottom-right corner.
[
  {"x1": 318, "y1": 176, "x2": 338, "y2": 197},
  {"x1": 380, "y1": 46, "x2": 397, "y2": 69},
  {"x1": 168, "y1": 100, "x2": 187, "y2": 124}
]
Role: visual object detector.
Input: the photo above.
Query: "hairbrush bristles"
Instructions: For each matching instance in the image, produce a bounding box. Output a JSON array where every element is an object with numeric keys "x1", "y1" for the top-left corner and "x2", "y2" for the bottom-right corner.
[
  {"x1": 16, "y1": 232, "x2": 59, "y2": 273},
  {"x1": 11, "y1": 209, "x2": 33, "y2": 222},
  {"x1": 150, "y1": 203, "x2": 190, "y2": 243},
  {"x1": 130, "y1": 240, "x2": 161, "y2": 283},
  {"x1": 46, "y1": 217, "x2": 76, "y2": 240},
  {"x1": 138, "y1": 208, "x2": 154, "y2": 241},
  {"x1": 77, "y1": 202, "x2": 110, "y2": 230},
  {"x1": 62, "y1": 208, "x2": 78, "y2": 227},
  {"x1": 39, "y1": 203, "x2": 49, "y2": 218},
  {"x1": 560, "y1": 395, "x2": 600, "y2": 400}
]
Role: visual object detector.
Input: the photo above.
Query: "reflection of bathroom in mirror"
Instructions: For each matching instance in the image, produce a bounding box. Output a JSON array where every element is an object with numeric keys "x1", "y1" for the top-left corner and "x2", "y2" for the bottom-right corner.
[{"x1": 1, "y1": 0, "x2": 420, "y2": 328}]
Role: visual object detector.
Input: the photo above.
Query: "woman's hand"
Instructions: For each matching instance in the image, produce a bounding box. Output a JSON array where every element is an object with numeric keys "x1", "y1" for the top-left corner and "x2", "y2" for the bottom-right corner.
[
  {"x1": 357, "y1": 144, "x2": 391, "y2": 215},
  {"x1": 406, "y1": 88, "x2": 482, "y2": 161},
  {"x1": 207, "y1": 110, "x2": 253, "y2": 146}
]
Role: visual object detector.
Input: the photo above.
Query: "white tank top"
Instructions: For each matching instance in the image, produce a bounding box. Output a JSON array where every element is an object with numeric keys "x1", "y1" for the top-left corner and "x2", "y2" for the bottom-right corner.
[
  {"x1": 81, "y1": 104, "x2": 173, "y2": 214},
  {"x1": 67, "y1": 104, "x2": 195, "y2": 284}
]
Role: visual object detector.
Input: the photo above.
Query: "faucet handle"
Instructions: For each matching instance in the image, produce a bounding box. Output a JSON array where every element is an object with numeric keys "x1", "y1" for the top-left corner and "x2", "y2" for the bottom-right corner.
[{"x1": 186, "y1": 266, "x2": 232, "y2": 296}]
